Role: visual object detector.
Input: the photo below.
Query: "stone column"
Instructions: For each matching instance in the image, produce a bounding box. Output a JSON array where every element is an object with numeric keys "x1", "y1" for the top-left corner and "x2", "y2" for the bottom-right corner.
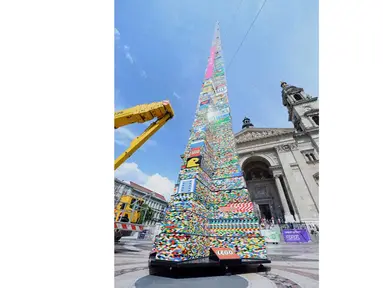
[
  {"x1": 274, "y1": 175, "x2": 295, "y2": 223},
  {"x1": 252, "y1": 202, "x2": 261, "y2": 222},
  {"x1": 281, "y1": 174, "x2": 301, "y2": 222},
  {"x1": 275, "y1": 144, "x2": 318, "y2": 222},
  {"x1": 290, "y1": 148, "x2": 319, "y2": 212}
]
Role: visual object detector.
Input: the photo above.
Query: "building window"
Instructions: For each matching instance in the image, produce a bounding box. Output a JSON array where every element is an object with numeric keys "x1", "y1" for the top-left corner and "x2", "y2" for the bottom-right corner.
[
  {"x1": 303, "y1": 151, "x2": 318, "y2": 163},
  {"x1": 294, "y1": 121, "x2": 303, "y2": 132},
  {"x1": 114, "y1": 184, "x2": 120, "y2": 193},
  {"x1": 294, "y1": 94, "x2": 302, "y2": 101},
  {"x1": 314, "y1": 173, "x2": 319, "y2": 186},
  {"x1": 312, "y1": 115, "x2": 319, "y2": 126}
]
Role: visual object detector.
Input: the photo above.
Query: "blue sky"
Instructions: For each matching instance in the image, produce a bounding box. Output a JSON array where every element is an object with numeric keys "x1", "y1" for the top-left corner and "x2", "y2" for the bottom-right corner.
[{"x1": 114, "y1": 0, "x2": 318, "y2": 200}]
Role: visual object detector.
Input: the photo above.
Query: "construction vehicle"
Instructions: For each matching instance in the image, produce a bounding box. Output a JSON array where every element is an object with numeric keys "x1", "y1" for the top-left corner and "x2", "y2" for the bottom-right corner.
[
  {"x1": 114, "y1": 100, "x2": 174, "y2": 241},
  {"x1": 114, "y1": 195, "x2": 144, "y2": 223}
]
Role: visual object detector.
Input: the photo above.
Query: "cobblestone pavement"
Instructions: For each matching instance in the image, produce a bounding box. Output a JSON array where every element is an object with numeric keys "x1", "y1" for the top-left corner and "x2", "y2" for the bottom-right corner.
[{"x1": 115, "y1": 241, "x2": 319, "y2": 288}]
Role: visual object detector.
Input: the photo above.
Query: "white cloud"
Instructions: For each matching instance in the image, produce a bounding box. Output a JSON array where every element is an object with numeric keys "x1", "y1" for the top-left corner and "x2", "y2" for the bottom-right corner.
[
  {"x1": 115, "y1": 126, "x2": 136, "y2": 139},
  {"x1": 126, "y1": 53, "x2": 134, "y2": 64},
  {"x1": 114, "y1": 139, "x2": 128, "y2": 147},
  {"x1": 173, "y1": 92, "x2": 181, "y2": 99},
  {"x1": 123, "y1": 45, "x2": 134, "y2": 64},
  {"x1": 114, "y1": 28, "x2": 120, "y2": 41},
  {"x1": 140, "y1": 70, "x2": 147, "y2": 78},
  {"x1": 144, "y1": 174, "x2": 175, "y2": 201},
  {"x1": 114, "y1": 127, "x2": 157, "y2": 151},
  {"x1": 115, "y1": 162, "x2": 175, "y2": 201}
]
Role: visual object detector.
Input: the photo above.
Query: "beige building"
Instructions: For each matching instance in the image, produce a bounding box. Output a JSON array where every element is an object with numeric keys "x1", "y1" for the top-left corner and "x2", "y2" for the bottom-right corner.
[{"x1": 235, "y1": 82, "x2": 319, "y2": 223}]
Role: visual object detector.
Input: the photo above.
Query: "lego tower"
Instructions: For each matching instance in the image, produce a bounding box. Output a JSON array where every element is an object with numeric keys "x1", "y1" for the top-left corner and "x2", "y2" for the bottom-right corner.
[{"x1": 152, "y1": 22, "x2": 267, "y2": 262}]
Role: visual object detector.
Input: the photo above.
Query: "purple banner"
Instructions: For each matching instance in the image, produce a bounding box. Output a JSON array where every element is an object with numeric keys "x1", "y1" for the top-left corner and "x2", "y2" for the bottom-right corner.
[{"x1": 282, "y1": 229, "x2": 311, "y2": 243}]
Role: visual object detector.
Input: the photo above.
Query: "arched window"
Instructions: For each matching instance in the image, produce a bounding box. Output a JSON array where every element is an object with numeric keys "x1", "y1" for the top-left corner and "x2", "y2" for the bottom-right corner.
[
  {"x1": 305, "y1": 154, "x2": 312, "y2": 162},
  {"x1": 243, "y1": 160, "x2": 273, "y2": 181},
  {"x1": 310, "y1": 153, "x2": 317, "y2": 161},
  {"x1": 312, "y1": 115, "x2": 319, "y2": 125},
  {"x1": 294, "y1": 94, "x2": 303, "y2": 101}
]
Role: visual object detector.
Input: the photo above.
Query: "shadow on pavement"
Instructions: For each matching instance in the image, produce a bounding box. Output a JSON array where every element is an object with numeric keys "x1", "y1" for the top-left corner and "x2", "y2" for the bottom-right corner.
[{"x1": 149, "y1": 264, "x2": 271, "y2": 279}]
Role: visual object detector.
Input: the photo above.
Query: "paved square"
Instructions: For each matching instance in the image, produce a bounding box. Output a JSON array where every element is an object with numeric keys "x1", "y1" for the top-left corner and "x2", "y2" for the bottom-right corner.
[{"x1": 115, "y1": 240, "x2": 319, "y2": 288}]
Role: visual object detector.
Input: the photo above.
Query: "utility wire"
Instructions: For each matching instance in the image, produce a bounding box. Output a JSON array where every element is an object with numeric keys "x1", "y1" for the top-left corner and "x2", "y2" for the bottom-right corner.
[
  {"x1": 222, "y1": 0, "x2": 244, "y2": 41},
  {"x1": 226, "y1": 0, "x2": 268, "y2": 71}
]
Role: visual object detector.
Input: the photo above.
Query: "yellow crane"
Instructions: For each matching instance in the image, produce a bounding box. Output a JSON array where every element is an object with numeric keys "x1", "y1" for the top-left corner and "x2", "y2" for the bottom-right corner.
[
  {"x1": 114, "y1": 100, "x2": 175, "y2": 170},
  {"x1": 114, "y1": 100, "x2": 174, "y2": 234}
]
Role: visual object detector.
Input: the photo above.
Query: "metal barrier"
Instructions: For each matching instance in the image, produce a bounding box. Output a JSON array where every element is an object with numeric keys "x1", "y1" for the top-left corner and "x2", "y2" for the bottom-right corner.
[
  {"x1": 114, "y1": 222, "x2": 145, "y2": 231},
  {"x1": 114, "y1": 222, "x2": 157, "y2": 242}
]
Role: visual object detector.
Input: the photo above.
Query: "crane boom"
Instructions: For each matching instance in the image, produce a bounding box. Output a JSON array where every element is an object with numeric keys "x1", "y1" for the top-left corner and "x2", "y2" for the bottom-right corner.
[
  {"x1": 114, "y1": 100, "x2": 174, "y2": 170},
  {"x1": 114, "y1": 100, "x2": 174, "y2": 129}
]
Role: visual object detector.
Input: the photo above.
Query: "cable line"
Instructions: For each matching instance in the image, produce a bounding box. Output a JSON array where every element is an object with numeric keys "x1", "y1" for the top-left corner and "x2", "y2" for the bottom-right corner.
[{"x1": 227, "y1": 0, "x2": 269, "y2": 71}]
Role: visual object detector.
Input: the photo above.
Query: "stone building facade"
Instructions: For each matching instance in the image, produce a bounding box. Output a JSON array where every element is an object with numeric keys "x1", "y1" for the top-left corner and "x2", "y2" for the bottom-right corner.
[{"x1": 235, "y1": 82, "x2": 319, "y2": 223}]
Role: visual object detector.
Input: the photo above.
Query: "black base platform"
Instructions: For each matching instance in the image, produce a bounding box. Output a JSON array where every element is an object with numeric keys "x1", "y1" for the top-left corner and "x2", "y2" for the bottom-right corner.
[{"x1": 149, "y1": 253, "x2": 271, "y2": 269}]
